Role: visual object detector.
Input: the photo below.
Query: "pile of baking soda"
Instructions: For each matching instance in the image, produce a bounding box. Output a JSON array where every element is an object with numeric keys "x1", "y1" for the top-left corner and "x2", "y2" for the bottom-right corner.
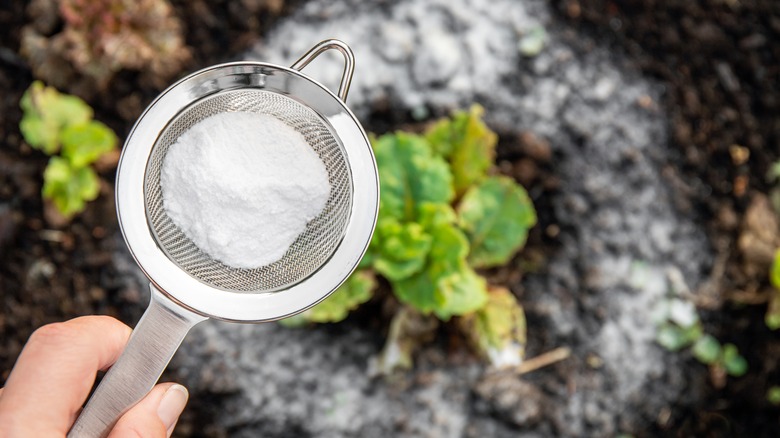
[{"x1": 160, "y1": 112, "x2": 330, "y2": 269}]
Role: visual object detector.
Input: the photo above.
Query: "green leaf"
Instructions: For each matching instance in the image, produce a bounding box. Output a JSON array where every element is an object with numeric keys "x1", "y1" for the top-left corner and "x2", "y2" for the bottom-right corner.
[
  {"x1": 434, "y1": 264, "x2": 488, "y2": 320},
  {"x1": 372, "y1": 219, "x2": 432, "y2": 281},
  {"x1": 61, "y1": 121, "x2": 117, "y2": 167},
  {"x1": 300, "y1": 270, "x2": 377, "y2": 323},
  {"x1": 278, "y1": 313, "x2": 308, "y2": 328},
  {"x1": 766, "y1": 386, "x2": 780, "y2": 405},
  {"x1": 692, "y1": 335, "x2": 721, "y2": 365},
  {"x1": 418, "y1": 202, "x2": 458, "y2": 229},
  {"x1": 19, "y1": 116, "x2": 59, "y2": 155},
  {"x1": 721, "y1": 343, "x2": 748, "y2": 377},
  {"x1": 425, "y1": 105, "x2": 497, "y2": 196},
  {"x1": 393, "y1": 220, "x2": 467, "y2": 314},
  {"x1": 357, "y1": 250, "x2": 374, "y2": 270},
  {"x1": 656, "y1": 324, "x2": 687, "y2": 351},
  {"x1": 19, "y1": 81, "x2": 93, "y2": 153},
  {"x1": 656, "y1": 322, "x2": 700, "y2": 352},
  {"x1": 392, "y1": 269, "x2": 439, "y2": 317},
  {"x1": 461, "y1": 286, "x2": 526, "y2": 366},
  {"x1": 21, "y1": 81, "x2": 93, "y2": 127},
  {"x1": 42, "y1": 157, "x2": 100, "y2": 216},
  {"x1": 372, "y1": 132, "x2": 454, "y2": 222},
  {"x1": 458, "y1": 176, "x2": 537, "y2": 268},
  {"x1": 391, "y1": 214, "x2": 468, "y2": 313},
  {"x1": 771, "y1": 250, "x2": 780, "y2": 290},
  {"x1": 393, "y1": 218, "x2": 487, "y2": 320}
]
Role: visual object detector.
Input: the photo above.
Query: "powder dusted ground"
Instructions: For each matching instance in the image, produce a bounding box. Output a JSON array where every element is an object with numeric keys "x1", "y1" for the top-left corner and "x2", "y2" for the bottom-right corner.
[
  {"x1": 160, "y1": 112, "x2": 330, "y2": 269},
  {"x1": 168, "y1": 0, "x2": 711, "y2": 436}
]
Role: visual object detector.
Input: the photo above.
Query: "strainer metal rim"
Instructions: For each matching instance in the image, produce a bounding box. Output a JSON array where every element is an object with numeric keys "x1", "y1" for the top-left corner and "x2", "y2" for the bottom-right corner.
[{"x1": 116, "y1": 60, "x2": 378, "y2": 322}]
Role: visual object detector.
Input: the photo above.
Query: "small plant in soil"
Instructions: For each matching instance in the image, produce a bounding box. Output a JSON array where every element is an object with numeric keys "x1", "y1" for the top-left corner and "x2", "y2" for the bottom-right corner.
[
  {"x1": 285, "y1": 106, "x2": 537, "y2": 371},
  {"x1": 20, "y1": 0, "x2": 189, "y2": 93},
  {"x1": 767, "y1": 386, "x2": 780, "y2": 406},
  {"x1": 19, "y1": 81, "x2": 118, "y2": 219},
  {"x1": 655, "y1": 297, "x2": 747, "y2": 381}
]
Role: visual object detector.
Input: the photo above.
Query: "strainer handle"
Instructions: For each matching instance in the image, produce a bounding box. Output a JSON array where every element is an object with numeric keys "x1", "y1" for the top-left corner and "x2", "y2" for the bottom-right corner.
[
  {"x1": 291, "y1": 39, "x2": 355, "y2": 102},
  {"x1": 68, "y1": 285, "x2": 206, "y2": 438}
]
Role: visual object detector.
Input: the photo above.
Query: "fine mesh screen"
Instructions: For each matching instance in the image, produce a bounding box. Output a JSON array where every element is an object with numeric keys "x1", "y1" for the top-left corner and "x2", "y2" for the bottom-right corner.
[{"x1": 144, "y1": 89, "x2": 352, "y2": 292}]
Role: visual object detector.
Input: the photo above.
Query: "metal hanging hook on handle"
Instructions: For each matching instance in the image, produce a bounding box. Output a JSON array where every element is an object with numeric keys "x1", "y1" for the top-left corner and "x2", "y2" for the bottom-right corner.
[{"x1": 291, "y1": 39, "x2": 355, "y2": 102}]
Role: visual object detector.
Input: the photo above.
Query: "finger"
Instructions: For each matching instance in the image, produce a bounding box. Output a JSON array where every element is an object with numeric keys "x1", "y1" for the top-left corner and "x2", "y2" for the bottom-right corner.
[
  {"x1": 109, "y1": 383, "x2": 189, "y2": 438},
  {"x1": 0, "y1": 316, "x2": 131, "y2": 435}
]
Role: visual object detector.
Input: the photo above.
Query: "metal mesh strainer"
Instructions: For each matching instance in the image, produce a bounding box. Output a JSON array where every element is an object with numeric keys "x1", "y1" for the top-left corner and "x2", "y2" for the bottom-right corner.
[
  {"x1": 145, "y1": 89, "x2": 352, "y2": 292},
  {"x1": 69, "y1": 40, "x2": 379, "y2": 438}
]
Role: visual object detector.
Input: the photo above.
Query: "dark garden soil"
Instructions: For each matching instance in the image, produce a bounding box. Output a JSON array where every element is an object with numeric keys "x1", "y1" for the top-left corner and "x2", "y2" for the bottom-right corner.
[
  {"x1": 554, "y1": 0, "x2": 780, "y2": 435},
  {"x1": 0, "y1": 0, "x2": 299, "y2": 434},
  {"x1": 1, "y1": 0, "x2": 779, "y2": 436}
]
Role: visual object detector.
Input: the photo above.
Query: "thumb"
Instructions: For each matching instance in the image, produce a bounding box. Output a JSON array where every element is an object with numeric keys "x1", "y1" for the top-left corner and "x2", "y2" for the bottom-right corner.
[{"x1": 108, "y1": 383, "x2": 189, "y2": 438}]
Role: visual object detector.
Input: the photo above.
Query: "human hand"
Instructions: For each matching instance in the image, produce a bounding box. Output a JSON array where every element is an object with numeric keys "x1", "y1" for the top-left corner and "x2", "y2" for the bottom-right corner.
[{"x1": 0, "y1": 316, "x2": 188, "y2": 437}]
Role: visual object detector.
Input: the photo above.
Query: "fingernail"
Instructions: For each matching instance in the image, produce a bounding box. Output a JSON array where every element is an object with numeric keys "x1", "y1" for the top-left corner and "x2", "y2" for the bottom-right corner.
[{"x1": 157, "y1": 384, "x2": 188, "y2": 434}]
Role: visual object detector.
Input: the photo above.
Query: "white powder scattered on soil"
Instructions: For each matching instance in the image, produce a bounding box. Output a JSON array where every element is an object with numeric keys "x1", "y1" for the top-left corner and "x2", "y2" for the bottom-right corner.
[{"x1": 160, "y1": 112, "x2": 330, "y2": 269}]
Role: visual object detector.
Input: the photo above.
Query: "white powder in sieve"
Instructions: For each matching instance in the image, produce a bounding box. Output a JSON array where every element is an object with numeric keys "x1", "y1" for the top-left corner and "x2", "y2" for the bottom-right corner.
[{"x1": 160, "y1": 111, "x2": 330, "y2": 269}]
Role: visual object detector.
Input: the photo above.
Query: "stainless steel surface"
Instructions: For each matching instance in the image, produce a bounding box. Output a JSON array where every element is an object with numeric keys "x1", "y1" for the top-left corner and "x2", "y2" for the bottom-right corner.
[
  {"x1": 68, "y1": 285, "x2": 206, "y2": 438},
  {"x1": 116, "y1": 40, "x2": 378, "y2": 322},
  {"x1": 145, "y1": 89, "x2": 352, "y2": 292},
  {"x1": 291, "y1": 39, "x2": 355, "y2": 101},
  {"x1": 69, "y1": 38, "x2": 378, "y2": 436}
]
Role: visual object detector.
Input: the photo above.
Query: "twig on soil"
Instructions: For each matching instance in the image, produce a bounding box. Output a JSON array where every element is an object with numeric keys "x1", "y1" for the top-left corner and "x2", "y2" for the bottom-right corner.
[
  {"x1": 727, "y1": 288, "x2": 771, "y2": 305},
  {"x1": 515, "y1": 346, "x2": 571, "y2": 375}
]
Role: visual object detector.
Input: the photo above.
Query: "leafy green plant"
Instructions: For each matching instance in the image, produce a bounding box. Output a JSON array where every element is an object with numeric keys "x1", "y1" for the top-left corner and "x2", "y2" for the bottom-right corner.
[
  {"x1": 21, "y1": 0, "x2": 189, "y2": 92},
  {"x1": 289, "y1": 105, "x2": 537, "y2": 370},
  {"x1": 767, "y1": 386, "x2": 780, "y2": 405},
  {"x1": 20, "y1": 81, "x2": 118, "y2": 218},
  {"x1": 656, "y1": 297, "x2": 747, "y2": 378}
]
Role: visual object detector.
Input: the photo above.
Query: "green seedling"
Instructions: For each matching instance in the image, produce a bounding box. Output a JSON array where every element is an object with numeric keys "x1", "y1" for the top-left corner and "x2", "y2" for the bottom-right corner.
[
  {"x1": 692, "y1": 335, "x2": 721, "y2": 365},
  {"x1": 656, "y1": 297, "x2": 747, "y2": 378},
  {"x1": 19, "y1": 81, "x2": 117, "y2": 217},
  {"x1": 767, "y1": 386, "x2": 780, "y2": 405},
  {"x1": 721, "y1": 343, "x2": 748, "y2": 377}
]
